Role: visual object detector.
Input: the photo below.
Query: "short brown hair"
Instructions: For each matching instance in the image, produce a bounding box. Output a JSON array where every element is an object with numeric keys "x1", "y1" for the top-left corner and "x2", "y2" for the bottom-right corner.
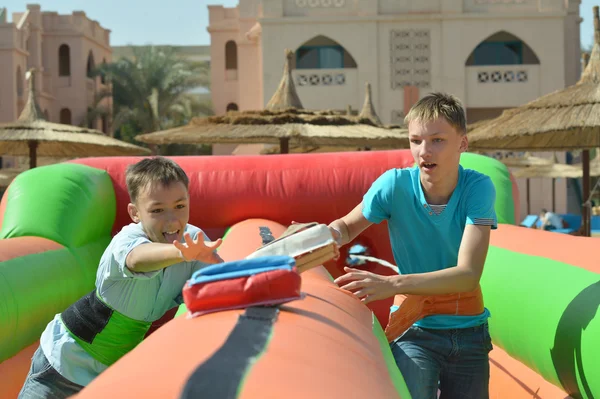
[
  {"x1": 125, "y1": 157, "x2": 189, "y2": 203},
  {"x1": 404, "y1": 92, "x2": 467, "y2": 134}
]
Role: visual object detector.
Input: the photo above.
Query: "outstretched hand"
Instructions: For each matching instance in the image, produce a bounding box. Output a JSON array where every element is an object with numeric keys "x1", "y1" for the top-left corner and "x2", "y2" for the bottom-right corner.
[
  {"x1": 173, "y1": 232, "x2": 223, "y2": 264},
  {"x1": 334, "y1": 267, "x2": 399, "y2": 304}
]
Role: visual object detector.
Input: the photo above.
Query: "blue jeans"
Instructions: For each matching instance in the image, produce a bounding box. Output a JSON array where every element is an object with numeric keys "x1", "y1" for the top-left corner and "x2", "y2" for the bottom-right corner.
[
  {"x1": 18, "y1": 346, "x2": 84, "y2": 399},
  {"x1": 391, "y1": 323, "x2": 493, "y2": 399}
]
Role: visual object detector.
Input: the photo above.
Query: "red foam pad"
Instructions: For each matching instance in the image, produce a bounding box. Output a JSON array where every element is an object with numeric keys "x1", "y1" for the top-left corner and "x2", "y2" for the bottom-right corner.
[{"x1": 183, "y1": 268, "x2": 302, "y2": 317}]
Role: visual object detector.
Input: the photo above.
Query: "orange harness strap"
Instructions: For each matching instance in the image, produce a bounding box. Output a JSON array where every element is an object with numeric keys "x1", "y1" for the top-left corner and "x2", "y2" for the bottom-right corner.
[{"x1": 384, "y1": 285, "x2": 485, "y2": 343}]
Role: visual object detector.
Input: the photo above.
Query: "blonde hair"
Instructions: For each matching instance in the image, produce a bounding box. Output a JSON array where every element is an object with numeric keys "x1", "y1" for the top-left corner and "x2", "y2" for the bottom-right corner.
[
  {"x1": 404, "y1": 92, "x2": 467, "y2": 134},
  {"x1": 126, "y1": 157, "x2": 189, "y2": 203}
]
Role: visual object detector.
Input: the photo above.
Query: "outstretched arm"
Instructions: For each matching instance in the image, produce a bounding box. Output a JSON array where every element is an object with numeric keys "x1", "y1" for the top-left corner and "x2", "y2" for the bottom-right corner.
[
  {"x1": 328, "y1": 202, "x2": 374, "y2": 246},
  {"x1": 328, "y1": 169, "x2": 395, "y2": 246},
  {"x1": 127, "y1": 233, "x2": 222, "y2": 273}
]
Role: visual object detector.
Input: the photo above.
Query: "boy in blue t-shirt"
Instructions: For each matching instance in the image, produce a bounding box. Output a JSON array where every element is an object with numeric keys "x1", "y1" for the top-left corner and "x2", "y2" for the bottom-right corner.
[
  {"x1": 18, "y1": 157, "x2": 224, "y2": 399},
  {"x1": 330, "y1": 93, "x2": 497, "y2": 399}
]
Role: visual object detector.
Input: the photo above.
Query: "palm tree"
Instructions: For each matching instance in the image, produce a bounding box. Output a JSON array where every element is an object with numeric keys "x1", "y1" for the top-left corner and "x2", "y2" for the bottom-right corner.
[{"x1": 86, "y1": 46, "x2": 213, "y2": 154}]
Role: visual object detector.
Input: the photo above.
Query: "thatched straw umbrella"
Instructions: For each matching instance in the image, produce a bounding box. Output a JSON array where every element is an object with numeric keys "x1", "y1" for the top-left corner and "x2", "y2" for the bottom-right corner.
[
  {"x1": 499, "y1": 153, "x2": 553, "y2": 167},
  {"x1": 510, "y1": 153, "x2": 582, "y2": 213},
  {"x1": 358, "y1": 82, "x2": 383, "y2": 126},
  {"x1": 0, "y1": 70, "x2": 150, "y2": 168},
  {"x1": 477, "y1": 151, "x2": 563, "y2": 213},
  {"x1": 259, "y1": 144, "x2": 370, "y2": 155},
  {"x1": 512, "y1": 152, "x2": 600, "y2": 214},
  {"x1": 257, "y1": 82, "x2": 405, "y2": 154},
  {"x1": 470, "y1": 151, "x2": 553, "y2": 213},
  {"x1": 135, "y1": 50, "x2": 408, "y2": 153},
  {"x1": 574, "y1": 148, "x2": 600, "y2": 174},
  {"x1": 467, "y1": 6, "x2": 600, "y2": 236},
  {"x1": 477, "y1": 151, "x2": 553, "y2": 214},
  {"x1": 512, "y1": 162, "x2": 582, "y2": 179}
]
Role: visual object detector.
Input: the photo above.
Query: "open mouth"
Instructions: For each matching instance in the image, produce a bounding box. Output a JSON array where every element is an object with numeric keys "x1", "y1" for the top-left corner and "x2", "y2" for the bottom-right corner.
[
  {"x1": 163, "y1": 230, "x2": 180, "y2": 243},
  {"x1": 421, "y1": 162, "x2": 437, "y2": 171}
]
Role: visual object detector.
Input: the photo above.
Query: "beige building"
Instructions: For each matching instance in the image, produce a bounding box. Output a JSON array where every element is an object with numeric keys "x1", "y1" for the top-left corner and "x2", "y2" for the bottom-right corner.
[
  {"x1": 207, "y1": 0, "x2": 583, "y2": 220},
  {"x1": 209, "y1": 0, "x2": 581, "y2": 121},
  {"x1": 0, "y1": 4, "x2": 112, "y2": 167}
]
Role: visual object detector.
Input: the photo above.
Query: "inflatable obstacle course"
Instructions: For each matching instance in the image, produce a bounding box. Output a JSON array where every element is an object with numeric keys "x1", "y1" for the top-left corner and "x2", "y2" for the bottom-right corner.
[{"x1": 0, "y1": 150, "x2": 596, "y2": 398}]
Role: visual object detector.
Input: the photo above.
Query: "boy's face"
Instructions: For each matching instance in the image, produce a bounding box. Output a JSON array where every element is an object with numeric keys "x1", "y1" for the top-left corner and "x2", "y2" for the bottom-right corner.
[
  {"x1": 408, "y1": 117, "x2": 468, "y2": 185},
  {"x1": 127, "y1": 181, "x2": 190, "y2": 244}
]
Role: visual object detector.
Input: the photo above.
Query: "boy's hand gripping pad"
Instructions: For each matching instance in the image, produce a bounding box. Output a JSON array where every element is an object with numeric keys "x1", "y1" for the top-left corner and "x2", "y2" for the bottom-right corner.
[{"x1": 246, "y1": 223, "x2": 337, "y2": 273}]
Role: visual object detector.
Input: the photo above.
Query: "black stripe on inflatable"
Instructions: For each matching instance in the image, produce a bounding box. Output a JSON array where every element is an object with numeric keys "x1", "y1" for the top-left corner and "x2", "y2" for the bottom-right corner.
[
  {"x1": 179, "y1": 305, "x2": 279, "y2": 399},
  {"x1": 259, "y1": 226, "x2": 275, "y2": 245},
  {"x1": 179, "y1": 226, "x2": 279, "y2": 399}
]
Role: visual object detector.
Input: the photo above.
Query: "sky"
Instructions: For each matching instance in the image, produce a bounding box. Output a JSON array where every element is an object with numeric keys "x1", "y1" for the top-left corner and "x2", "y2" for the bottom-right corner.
[{"x1": 2, "y1": 0, "x2": 599, "y2": 47}]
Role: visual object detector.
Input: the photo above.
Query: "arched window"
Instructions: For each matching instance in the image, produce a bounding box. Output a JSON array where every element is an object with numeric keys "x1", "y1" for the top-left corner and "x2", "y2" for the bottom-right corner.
[
  {"x1": 59, "y1": 108, "x2": 71, "y2": 125},
  {"x1": 16, "y1": 66, "x2": 23, "y2": 96},
  {"x1": 101, "y1": 58, "x2": 107, "y2": 84},
  {"x1": 43, "y1": 109, "x2": 49, "y2": 121},
  {"x1": 226, "y1": 103, "x2": 239, "y2": 111},
  {"x1": 86, "y1": 51, "x2": 95, "y2": 78},
  {"x1": 466, "y1": 31, "x2": 540, "y2": 66},
  {"x1": 58, "y1": 44, "x2": 70, "y2": 76},
  {"x1": 225, "y1": 41, "x2": 238, "y2": 70},
  {"x1": 295, "y1": 35, "x2": 357, "y2": 69},
  {"x1": 26, "y1": 37, "x2": 31, "y2": 68}
]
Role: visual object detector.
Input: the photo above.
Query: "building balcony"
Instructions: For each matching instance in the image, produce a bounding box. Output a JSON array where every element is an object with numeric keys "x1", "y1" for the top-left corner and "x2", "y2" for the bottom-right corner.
[
  {"x1": 465, "y1": 64, "x2": 540, "y2": 108},
  {"x1": 292, "y1": 68, "x2": 358, "y2": 112}
]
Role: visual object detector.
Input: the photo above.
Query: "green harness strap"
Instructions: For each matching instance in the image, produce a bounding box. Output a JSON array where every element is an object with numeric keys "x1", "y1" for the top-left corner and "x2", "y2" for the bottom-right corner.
[{"x1": 61, "y1": 290, "x2": 152, "y2": 366}]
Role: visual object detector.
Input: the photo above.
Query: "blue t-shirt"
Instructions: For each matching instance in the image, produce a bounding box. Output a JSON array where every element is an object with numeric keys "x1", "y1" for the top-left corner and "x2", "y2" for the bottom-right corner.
[
  {"x1": 362, "y1": 165, "x2": 497, "y2": 330},
  {"x1": 40, "y1": 222, "x2": 212, "y2": 386}
]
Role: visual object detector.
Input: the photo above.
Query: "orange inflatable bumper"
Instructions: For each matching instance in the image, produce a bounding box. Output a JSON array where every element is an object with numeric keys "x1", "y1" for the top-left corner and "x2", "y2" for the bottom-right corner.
[{"x1": 75, "y1": 273, "x2": 400, "y2": 398}]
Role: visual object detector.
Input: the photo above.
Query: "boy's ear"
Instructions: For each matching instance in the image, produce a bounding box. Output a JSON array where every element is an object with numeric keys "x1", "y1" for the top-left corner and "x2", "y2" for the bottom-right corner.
[
  {"x1": 459, "y1": 134, "x2": 468, "y2": 153},
  {"x1": 127, "y1": 203, "x2": 140, "y2": 223}
]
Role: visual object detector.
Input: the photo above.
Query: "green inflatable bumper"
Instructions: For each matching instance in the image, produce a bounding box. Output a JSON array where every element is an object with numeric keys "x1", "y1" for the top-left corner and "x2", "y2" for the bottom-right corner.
[
  {"x1": 0, "y1": 239, "x2": 110, "y2": 360},
  {"x1": 481, "y1": 246, "x2": 599, "y2": 398},
  {"x1": 0, "y1": 164, "x2": 116, "y2": 362}
]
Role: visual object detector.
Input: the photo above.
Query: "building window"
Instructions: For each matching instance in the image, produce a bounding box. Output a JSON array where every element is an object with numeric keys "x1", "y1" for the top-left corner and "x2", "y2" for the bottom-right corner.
[
  {"x1": 466, "y1": 31, "x2": 540, "y2": 66},
  {"x1": 16, "y1": 66, "x2": 23, "y2": 96},
  {"x1": 225, "y1": 41, "x2": 237, "y2": 70},
  {"x1": 296, "y1": 46, "x2": 344, "y2": 69},
  {"x1": 26, "y1": 38, "x2": 31, "y2": 68},
  {"x1": 473, "y1": 41, "x2": 522, "y2": 66},
  {"x1": 59, "y1": 44, "x2": 71, "y2": 76},
  {"x1": 295, "y1": 36, "x2": 357, "y2": 70},
  {"x1": 87, "y1": 51, "x2": 95, "y2": 78},
  {"x1": 44, "y1": 110, "x2": 49, "y2": 121},
  {"x1": 59, "y1": 108, "x2": 71, "y2": 125},
  {"x1": 226, "y1": 103, "x2": 239, "y2": 111},
  {"x1": 101, "y1": 58, "x2": 107, "y2": 84}
]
